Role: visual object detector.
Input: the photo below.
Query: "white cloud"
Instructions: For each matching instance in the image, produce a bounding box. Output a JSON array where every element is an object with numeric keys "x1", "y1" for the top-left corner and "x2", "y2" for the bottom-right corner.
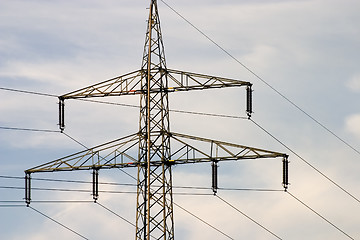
[
  {"x1": 346, "y1": 74, "x2": 360, "y2": 92},
  {"x1": 345, "y1": 114, "x2": 360, "y2": 139}
]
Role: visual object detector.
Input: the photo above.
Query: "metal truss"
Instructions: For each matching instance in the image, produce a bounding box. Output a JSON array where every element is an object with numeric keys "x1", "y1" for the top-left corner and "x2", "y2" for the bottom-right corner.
[
  {"x1": 25, "y1": 0, "x2": 288, "y2": 239},
  {"x1": 58, "y1": 69, "x2": 250, "y2": 100},
  {"x1": 25, "y1": 132, "x2": 288, "y2": 173}
]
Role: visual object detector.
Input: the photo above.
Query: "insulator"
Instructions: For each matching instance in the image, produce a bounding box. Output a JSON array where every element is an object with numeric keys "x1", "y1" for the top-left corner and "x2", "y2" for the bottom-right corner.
[
  {"x1": 246, "y1": 84, "x2": 253, "y2": 118},
  {"x1": 212, "y1": 161, "x2": 218, "y2": 195},
  {"x1": 25, "y1": 173, "x2": 31, "y2": 206},
  {"x1": 282, "y1": 156, "x2": 289, "y2": 191},
  {"x1": 58, "y1": 98, "x2": 65, "y2": 132},
  {"x1": 92, "y1": 168, "x2": 99, "y2": 202}
]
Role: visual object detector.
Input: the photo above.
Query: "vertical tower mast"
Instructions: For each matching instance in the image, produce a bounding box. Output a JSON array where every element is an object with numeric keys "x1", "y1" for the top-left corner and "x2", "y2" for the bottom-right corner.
[{"x1": 137, "y1": 1, "x2": 173, "y2": 239}]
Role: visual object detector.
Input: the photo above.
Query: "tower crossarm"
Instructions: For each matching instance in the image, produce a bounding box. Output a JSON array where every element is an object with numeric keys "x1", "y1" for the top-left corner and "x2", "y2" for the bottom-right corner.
[
  {"x1": 167, "y1": 132, "x2": 287, "y2": 164},
  {"x1": 165, "y1": 68, "x2": 251, "y2": 91},
  {"x1": 60, "y1": 70, "x2": 144, "y2": 100},
  {"x1": 58, "y1": 68, "x2": 250, "y2": 100},
  {"x1": 24, "y1": 131, "x2": 287, "y2": 174},
  {"x1": 25, "y1": 133, "x2": 141, "y2": 174}
]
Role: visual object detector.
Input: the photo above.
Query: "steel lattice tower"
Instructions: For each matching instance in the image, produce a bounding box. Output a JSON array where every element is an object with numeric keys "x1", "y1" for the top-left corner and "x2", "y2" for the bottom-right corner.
[
  {"x1": 137, "y1": 2, "x2": 173, "y2": 239},
  {"x1": 25, "y1": 1, "x2": 289, "y2": 239}
]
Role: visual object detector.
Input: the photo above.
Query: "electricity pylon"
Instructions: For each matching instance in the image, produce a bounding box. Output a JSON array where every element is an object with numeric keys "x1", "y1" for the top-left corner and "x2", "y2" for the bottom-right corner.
[{"x1": 25, "y1": 1, "x2": 289, "y2": 239}]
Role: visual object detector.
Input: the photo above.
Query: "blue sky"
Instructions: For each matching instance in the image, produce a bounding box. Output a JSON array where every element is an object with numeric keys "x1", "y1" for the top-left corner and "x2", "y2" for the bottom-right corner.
[{"x1": 1, "y1": 0, "x2": 360, "y2": 239}]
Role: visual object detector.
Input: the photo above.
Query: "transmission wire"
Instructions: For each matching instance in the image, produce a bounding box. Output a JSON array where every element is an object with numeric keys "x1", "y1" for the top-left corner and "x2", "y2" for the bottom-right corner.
[
  {"x1": 28, "y1": 206, "x2": 90, "y2": 240},
  {"x1": 3, "y1": 85, "x2": 359, "y2": 204},
  {"x1": 0, "y1": 175, "x2": 284, "y2": 193},
  {"x1": 216, "y1": 195, "x2": 283, "y2": 240},
  {"x1": 96, "y1": 202, "x2": 136, "y2": 227},
  {"x1": 0, "y1": 87, "x2": 58, "y2": 97},
  {"x1": 250, "y1": 118, "x2": 360, "y2": 205},
  {"x1": 78, "y1": 97, "x2": 248, "y2": 119},
  {"x1": 2, "y1": 60, "x2": 358, "y2": 238},
  {"x1": 287, "y1": 191, "x2": 355, "y2": 240},
  {"x1": 173, "y1": 201, "x2": 235, "y2": 240},
  {"x1": 159, "y1": 0, "x2": 360, "y2": 157},
  {"x1": 61, "y1": 131, "x2": 89, "y2": 149},
  {"x1": 0, "y1": 126, "x2": 60, "y2": 133}
]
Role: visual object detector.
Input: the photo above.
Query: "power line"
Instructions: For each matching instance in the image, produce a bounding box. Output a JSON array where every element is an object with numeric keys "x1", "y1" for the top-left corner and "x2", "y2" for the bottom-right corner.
[
  {"x1": 28, "y1": 206, "x2": 90, "y2": 240},
  {"x1": 173, "y1": 200, "x2": 235, "y2": 240},
  {"x1": 0, "y1": 200, "x2": 24, "y2": 203},
  {"x1": 0, "y1": 86, "x2": 247, "y2": 130},
  {"x1": 0, "y1": 204, "x2": 25, "y2": 207},
  {"x1": 0, "y1": 200, "x2": 93, "y2": 204},
  {"x1": 250, "y1": 118, "x2": 360, "y2": 205},
  {"x1": 0, "y1": 185, "x2": 137, "y2": 194},
  {"x1": 0, "y1": 185, "x2": 216, "y2": 197},
  {"x1": 79, "y1": 98, "x2": 248, "y2": 120},
  {"x1": 0, "y1": 126, "x2": 60, "y2": 133},
  {"x1": 61, "y1": 131, "x2": 89, "y2": 149},
  {"x1": 0, "y1": 86, "x2": 58, "y2": 97},
  {"x1": 218, "y1": 187, "x2": 284, "y2": 192},
  {"x1": 96, "y1": 202, "x2": 136, "y2": 227},
  {"x1": 159, "y1": 0, "x2": 360, "y2": 158},
  {"x1": 287, "y1": 191, "x2": 355, "y2": 240},
  {"x1": 216, "y1": 195, "x2": 283, "y2": 240},
  {"x1": 0, "y1": 175, "x2": 284, "y2": 193}
]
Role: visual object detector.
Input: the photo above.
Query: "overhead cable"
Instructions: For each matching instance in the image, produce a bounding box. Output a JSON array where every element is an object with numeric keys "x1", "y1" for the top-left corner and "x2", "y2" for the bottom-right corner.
[
  {"x1": 250, "y1": 118, "x2": 360, "y2": 205},
  {"x1": 0, "y1": 204, "x2": 25, "y2": 207},
  {"x1": 0, "y1": 86, "x2": 57, "y2": 97},
  {"x1": 0, "y1": 175, "x2": 284, "y2": 193},
  {"x1": 159, "y1": 0, "x2": 360, "y2": 157},
  {"x1": 96, "y1": 202, "x2": 136, "y2": 227},
  {"x1": 29, "y1": 206, "x2": 90, "y2": 240},
  {"x1": 173, "y1": 201, "x2": 235, "y2": 240},
  {"x1": 216, "y1": 195, "x2": 283, "y2": 240},
  {"x1": 0, "y1": 126, "x2": 60, "y2": 133},
  {"x1": 79, "y1": 98, "x2": 248, "y2": 120},
  {"x1": 61, "y1": 131, "x2": 89, "y2": 149},
  {"x1": 287, "y1": 191, "x2": 355, "y2": 240}
]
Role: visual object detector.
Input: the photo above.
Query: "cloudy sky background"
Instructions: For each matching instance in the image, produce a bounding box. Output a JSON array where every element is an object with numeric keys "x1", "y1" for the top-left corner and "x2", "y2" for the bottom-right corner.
[{"x1": 1, "y1": 0, "x2": 360, "y2": 239}]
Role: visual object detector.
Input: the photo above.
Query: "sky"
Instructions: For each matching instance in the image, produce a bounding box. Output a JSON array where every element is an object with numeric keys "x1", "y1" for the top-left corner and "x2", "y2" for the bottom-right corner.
[{"x1": 1, "y1": 0, "x2": 360, "y2": 239}]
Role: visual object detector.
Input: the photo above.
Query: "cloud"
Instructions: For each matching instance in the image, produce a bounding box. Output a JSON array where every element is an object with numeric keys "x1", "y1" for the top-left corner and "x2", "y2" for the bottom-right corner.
[
  {"x1": 345, "y1": 114, "x2": 360, "y2": 139},
  {"x1": 346, "y1": 74, "x2": 360, "y2": 92}
]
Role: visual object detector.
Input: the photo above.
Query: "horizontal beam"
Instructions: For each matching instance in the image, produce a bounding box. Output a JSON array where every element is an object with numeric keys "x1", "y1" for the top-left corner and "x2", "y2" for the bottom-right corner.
[
  {"x1": 25, "y1": 131, "x2": 287, "y2": 174},
  {"x1": 59, "y1": 68, "x2": 251, "y2": 100}
]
